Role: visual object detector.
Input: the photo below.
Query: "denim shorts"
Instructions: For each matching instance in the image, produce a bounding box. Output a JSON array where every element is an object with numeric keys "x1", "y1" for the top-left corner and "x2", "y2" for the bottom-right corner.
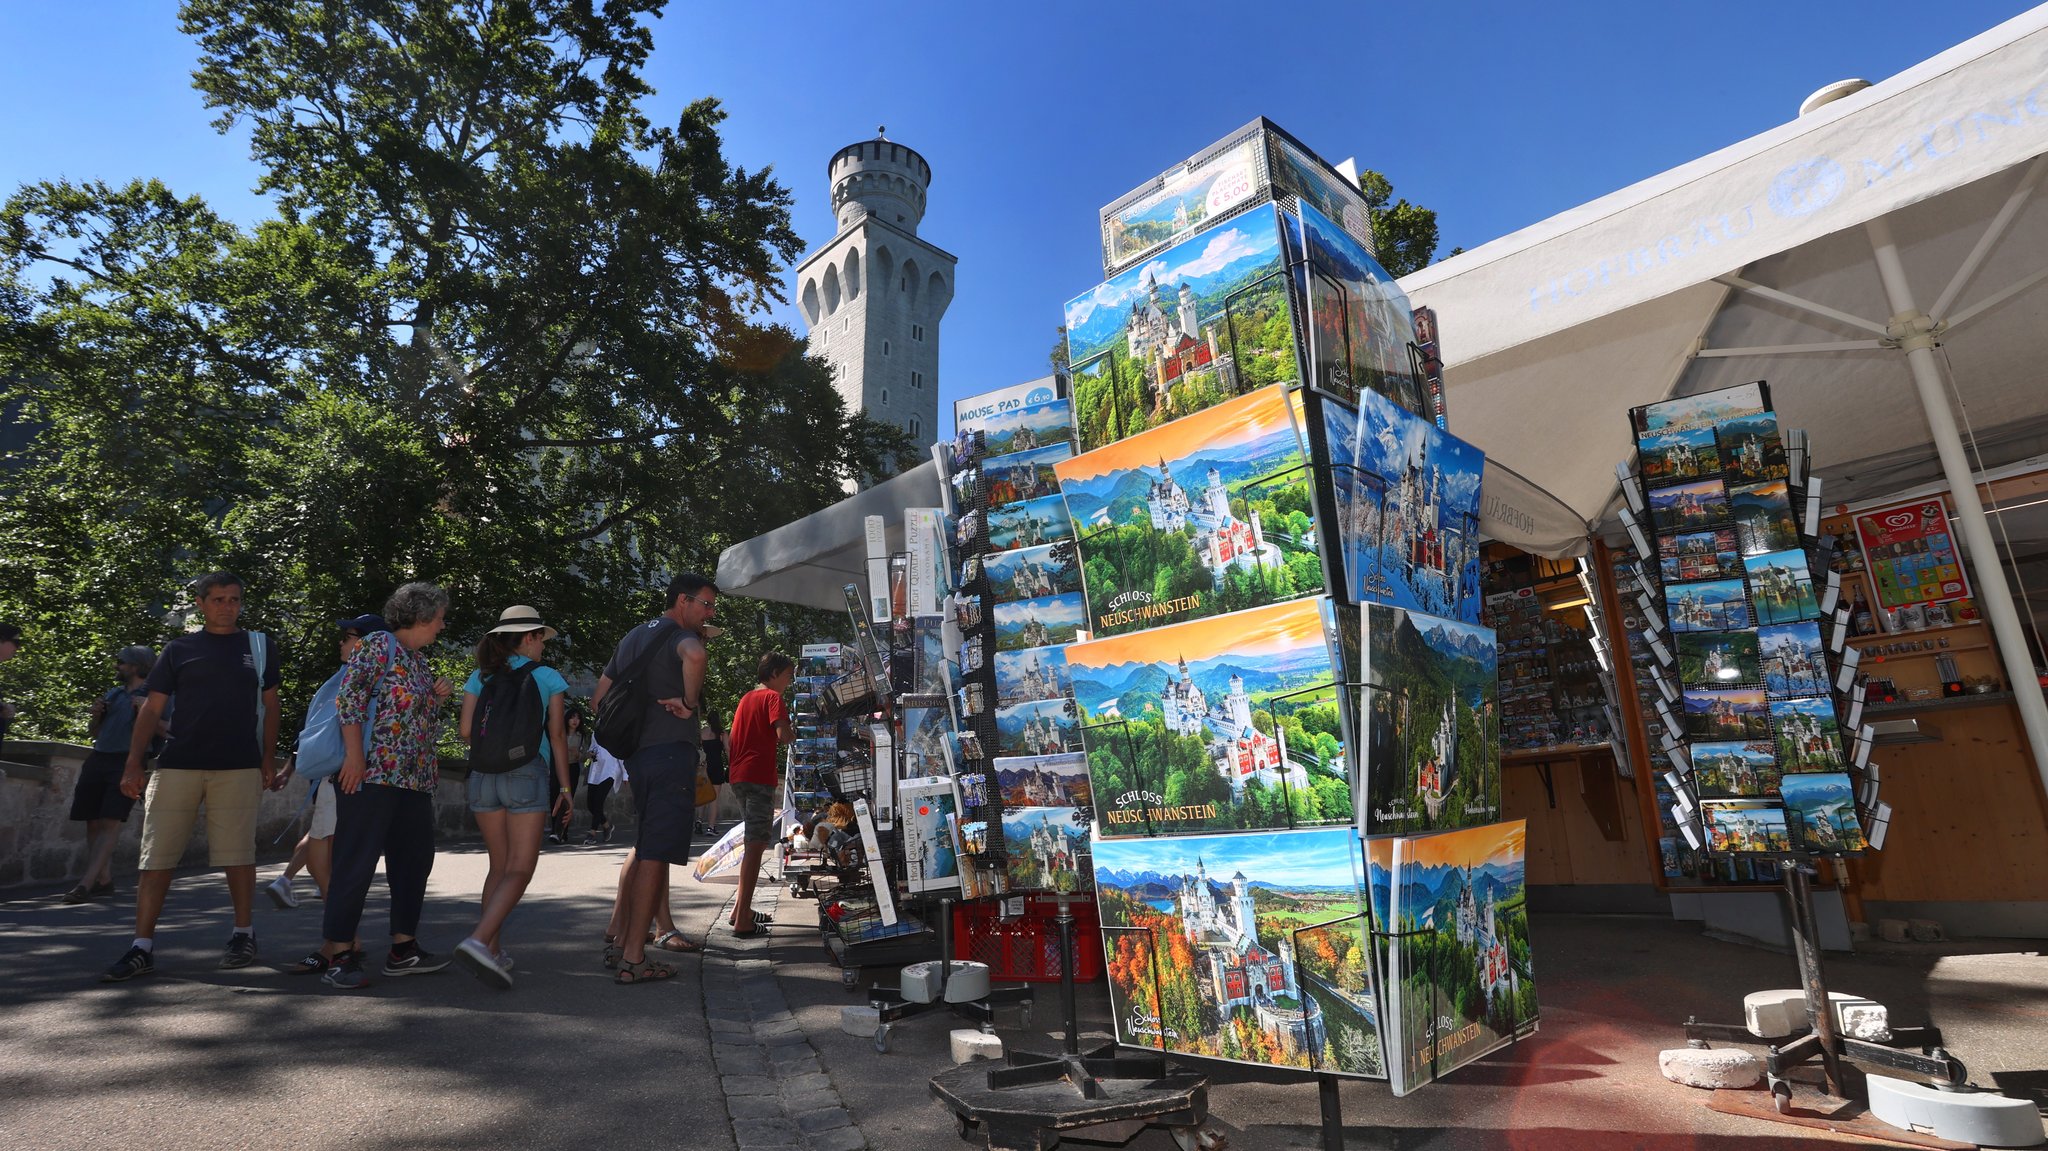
[{"x1": 467, "y1": 757, "x2": 551, "y2": 815}]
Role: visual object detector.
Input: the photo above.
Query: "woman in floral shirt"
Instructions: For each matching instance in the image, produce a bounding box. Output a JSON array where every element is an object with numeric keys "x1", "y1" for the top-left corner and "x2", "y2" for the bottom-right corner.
[{"x1": 313, "y1": 582, "x2": 456, "y2": 990}]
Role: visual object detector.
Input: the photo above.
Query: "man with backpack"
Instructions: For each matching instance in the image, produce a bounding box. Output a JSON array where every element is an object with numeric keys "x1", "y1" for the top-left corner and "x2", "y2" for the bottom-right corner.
[
  {"x1": 269, "y1": 614, "x2": 387, "y2": 913},
  {"x1": 590, "y1": 572, "x2": 716, "y2": 984},
  {"x1": 102, "y1": 572, "x2": 283, "y2": 982}
]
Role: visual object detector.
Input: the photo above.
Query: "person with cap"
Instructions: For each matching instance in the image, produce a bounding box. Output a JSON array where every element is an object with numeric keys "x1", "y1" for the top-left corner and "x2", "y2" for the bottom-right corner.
[
  {"x1": 269, "y1": 613, "x2": 386, "y2": 916},
  {"x1": 451, "y1": 605, "x2": 573, "y2": 989},
  {"x1": 63, "y1": 644, "x2": 163, "y2": 903}
]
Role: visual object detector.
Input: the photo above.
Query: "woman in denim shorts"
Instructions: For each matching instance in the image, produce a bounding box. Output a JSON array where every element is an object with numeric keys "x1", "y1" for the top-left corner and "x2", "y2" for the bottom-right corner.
[{"x1": 454, "y1": 605, "x2": 572, "y2": 988}]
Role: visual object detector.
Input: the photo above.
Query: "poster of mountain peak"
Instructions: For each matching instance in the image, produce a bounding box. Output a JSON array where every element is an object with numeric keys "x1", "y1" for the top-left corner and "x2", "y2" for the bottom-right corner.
[
  {"x1": 1361, "y1": 604, "x2": 1502, "y2": 836},
  {"x1": 1056, "y1": 384, "x2": 1325, "y2": 638}
]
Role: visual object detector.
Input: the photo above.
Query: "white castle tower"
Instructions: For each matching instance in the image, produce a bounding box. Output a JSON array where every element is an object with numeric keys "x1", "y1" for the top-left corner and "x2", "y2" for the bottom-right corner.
[{"x1": 794, "y1": 130, "x2": 955, "y2": 443}]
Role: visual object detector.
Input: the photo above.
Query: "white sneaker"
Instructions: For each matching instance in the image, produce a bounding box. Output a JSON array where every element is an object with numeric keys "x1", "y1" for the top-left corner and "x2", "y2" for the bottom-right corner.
[
  {"x1": 454, "y1": 937, "x2": 513, "y2": 989},
  {"x1": 266, "y1": 876, "x2": 300, "y2": 910},
  {"x1": 494, "y1": 950, "x2": 514, "y2": 973}
]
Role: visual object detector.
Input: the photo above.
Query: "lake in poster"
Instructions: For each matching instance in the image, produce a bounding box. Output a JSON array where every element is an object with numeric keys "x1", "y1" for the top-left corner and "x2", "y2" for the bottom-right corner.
[
  {"x1": 1056, "y1": 384, "x2": 1324, "y2": 637},
  {"x1": 1066, "y1": 598, "x2": 1352, "y2": 837},
  {"x1": 1065, "y1": 205, "x2": 1302, "y2": 451},
  {"x1": 1091, "y1": 828, "x2": 1384, "y2": 1078}
]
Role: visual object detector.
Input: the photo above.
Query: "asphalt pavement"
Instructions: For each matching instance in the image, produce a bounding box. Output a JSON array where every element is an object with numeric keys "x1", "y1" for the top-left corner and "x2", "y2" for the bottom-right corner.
[{"x1": 3, "y1": 832, "x2": 2045, "y2": 1151}]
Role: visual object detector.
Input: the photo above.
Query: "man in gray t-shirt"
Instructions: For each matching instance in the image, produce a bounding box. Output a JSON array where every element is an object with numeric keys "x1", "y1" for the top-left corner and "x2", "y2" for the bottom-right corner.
[{"x1": 592, "y1": 572, "x2": 715, "y2": 983}]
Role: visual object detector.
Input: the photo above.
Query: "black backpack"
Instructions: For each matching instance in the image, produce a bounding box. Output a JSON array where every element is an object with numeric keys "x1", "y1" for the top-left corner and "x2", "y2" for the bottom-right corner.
[
  {"x1": 469, "y1": 663, "x2": 546, "y2": 774},
  {"x1": 593, "y1": 620, "x2": 680, "y2": 761}
]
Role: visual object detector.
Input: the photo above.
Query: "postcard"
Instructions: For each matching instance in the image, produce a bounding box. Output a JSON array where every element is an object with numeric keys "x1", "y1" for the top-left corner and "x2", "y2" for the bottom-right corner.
[
  {"x1": 1635, "y1": 382, "x2": 1767, "y2": 438},
  {"x1": 992, "y1": 591, "x2": 1087, "y2": 652},
  {"x1": 992, "y1": 696, "x2": 1081, "y2": 759},
  {"x1": 986, "y1": 493, "x2": 1075, "y2": 553},
  {"x1": 1001, "y1": 805, "x2": 1092, "y2": 895},
  {"x1": 1758, "y1": 621, "x2": 1829, "y2": 697},
  {"x1": 1730, "y1": 480, "x2": 1800, "y2": 555},
  {"x1": 1665, "y1": 577, "x2": 1752, "y2": 632},
  {"x1": 1659, "y1": 528, "x2": 1743, "y2": 583},
  {"x1": 993, "y1": 644, "x2": 1071, "y2": 708},
  {"x1": 1638, "y1": 425, "x2": 1721, "y2": 484},
  {"x1": 1337, "y1": 388, "x2": 1487, "y2": 622},
  {"x1": 1702, "y1": 799, "x2": 1792, "y2": 853},
  {"x1": 1689, "y1": 740, "x2": 1781, "y2": 797},
  {"x1": 1770, "y1": 695, "x2": 1844, "y2": 772},
  {"x1": 1779, "y1": 772, "x2": 1867, "y2": 852},
  {"x1": 1716, "y1": 412, "x2": 1788, "y2": 483},
  {"x1": 1680, "y1": 687, "x2": 1770, "y2": 740},
  {"x1": 994, "y1": 752, "x2": 1093, "y2": 810},
  {"x1": 1676, "y1": 630, "x2": 1761, "y2": 689},
  {"x1": 983, "y1": 441, "x2": 1073, "y2": 505},
  {"x1": 982, "y1": 542, "x2": 1083, "y2": 606},
  {"x1": 1647, "y1": 478, "x2": 1731, "y2": 535},
  {"x1": 1745, "y1": 548, "x2": 1820, "y2": 625}
]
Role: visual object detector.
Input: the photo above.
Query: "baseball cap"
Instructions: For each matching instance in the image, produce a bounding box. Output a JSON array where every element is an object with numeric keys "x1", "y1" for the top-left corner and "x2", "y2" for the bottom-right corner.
[{"x1": 336, "y1": 614, "x2": 390, "y2": 635}]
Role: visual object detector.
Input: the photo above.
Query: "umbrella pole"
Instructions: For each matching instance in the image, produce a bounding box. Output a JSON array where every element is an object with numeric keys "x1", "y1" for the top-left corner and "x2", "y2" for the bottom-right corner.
[{"x1": 1864, "y1": 216, "x2": 2048, "y2": 786}]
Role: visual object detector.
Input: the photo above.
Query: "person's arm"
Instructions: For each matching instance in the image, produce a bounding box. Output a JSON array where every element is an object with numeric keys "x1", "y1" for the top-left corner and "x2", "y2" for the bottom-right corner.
[
  {"x1": 458, "y1": 691, "x2": 479, "y2": 744},
  {"x1": 678, "y1": 634, "x2": 707, "y2": 714},
  {"x1": 334, "y1": 637, "x2": 380, "y2": 795},
  {"x1": 120, "y1": 692, "x2": 170, "y2": 799},
  {"x1": 546, "y1": 692, "x2": 571, "y2": 814},
  {"x1": 88, "y1": 691, "x2": 108, "y2": 737},
  {"x1": 774, "y1": 696, "x2": 795, "y2": 744}
]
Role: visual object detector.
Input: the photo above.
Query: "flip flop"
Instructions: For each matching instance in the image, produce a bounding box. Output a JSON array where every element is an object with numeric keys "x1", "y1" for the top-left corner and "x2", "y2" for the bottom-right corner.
[
  {"x1": 728, "y1": 912, "x2": 774, "y2": 927},
  {"x1": 614, "y1": 958, "x2": 677, "y2": 984},
  {"x1": 730, "y1": 925, "x2": 766, "y2": 938},
  {"x1": 651, "y1": 929, "x2": 702, "y2": 954}
]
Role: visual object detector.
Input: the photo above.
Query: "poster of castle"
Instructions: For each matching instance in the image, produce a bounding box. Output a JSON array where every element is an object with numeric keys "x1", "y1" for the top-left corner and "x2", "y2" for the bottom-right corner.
[
  {"x1": 987, "y1": 494, "x2": 1075, "y2": 554},
  {"x1": 1099, "y1": 133, "x2": 1263, "y2": 277},
  {"x1": 1771, "y1": 695, "x2": 1844, "y2": 771},
  {"x1": 1001, "y1": 805, "x2": 1092, "y2": 894},
  {"x1": 971, "y1": 396, "x2": 1074, "y2": 459},
  {"x1": 1337, "y1": 388, "x2": 1486, "y2": 623},
  {"x1": 1633, "y1": 381, "x2": 1768, "y2": 440},
  {"x1": 1091, "y1": 828, "x2": 1385, "y2": 1078},
  {"x1": 1384, "y1": 820, "x2": 1536, "y2": 1096},
  {"x1": 1702, "y1": 798, "x2": 1792, "y2": 853},
  {"x1": 1360, "y1": 603, "x2": 1502, "y2": 836},
  {"x1": 1065, "y1": 206, "x2": 1302, "y2": 451},
  {"x1": 993, "y1": 591, "x2": 1086, "y2": 652},
  {"x1": 1760, "y1": 622, "x2": 1830, "y2": 697},
  {"x1": 1295, "y1": 199, "x2": 1425, "y2": 417},
  {"x1": 1066, "y1": 599, "x2": 1353, "y2": 837},
  {"x1": 1779, "y1": 772, "x2": 1868, "y2": 853},
  {"x1": 1055, "y1": 385, "x2": 1325, "y2": 637},
  {"x1": 993, "y1": 644, "x2": 1070, "y2": 708},
  {"x1": 984, "y1": 442, "x2": 1073, "y2": 506},
  {"x1": 901, "y1": 699, "x2": 956, "y2": 777},
  {"x1": 982, "y1": 542, "x2": 1082, "y2": 607},
  {"x1": 995, "y1": 752, "x2": 1093, "y2": 809},
  {"x1": 993, "y1": 696, "x2": 1081, "y2": 759}
]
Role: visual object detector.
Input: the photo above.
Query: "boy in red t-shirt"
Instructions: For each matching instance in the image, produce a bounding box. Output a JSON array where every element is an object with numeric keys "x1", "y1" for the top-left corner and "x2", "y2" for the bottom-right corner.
[{"x1": 726, "y1": 651, "x2": 796, "y2": 935}]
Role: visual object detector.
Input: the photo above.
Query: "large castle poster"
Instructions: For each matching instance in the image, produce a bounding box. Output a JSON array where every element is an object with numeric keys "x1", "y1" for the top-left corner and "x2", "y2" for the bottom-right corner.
[
  {"x1": 1360, "y1": 603, "x2": 1502, "y2": 836},
  {"x1": 1091, "y1": 828, "x2": 1385, "y2": 1078},
  {"x1": 1065, "y1": 598, "x2": 1352, "y2": 837},
  {"x1": 1055, "y1": 385, "x2": 1325, "y2": 638},
  {"x1": 1064, "y1": 205, "x2": 1302, "y2": 452},
  {"x1": 1330, "y1": 388, "x2": 1486, "y2": 623}
]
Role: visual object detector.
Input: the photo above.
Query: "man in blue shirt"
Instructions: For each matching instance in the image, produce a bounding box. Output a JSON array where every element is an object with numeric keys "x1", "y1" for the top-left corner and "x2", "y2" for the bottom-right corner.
[{"x1": 64, "y1": 645, "x2": 162, "y2": 903}]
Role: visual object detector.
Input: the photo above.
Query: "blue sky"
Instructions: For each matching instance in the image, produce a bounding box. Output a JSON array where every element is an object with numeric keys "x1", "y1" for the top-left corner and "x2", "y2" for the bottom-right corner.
[{"x1": 0, "y1": 1, "x2": 2031, "y2": 438}]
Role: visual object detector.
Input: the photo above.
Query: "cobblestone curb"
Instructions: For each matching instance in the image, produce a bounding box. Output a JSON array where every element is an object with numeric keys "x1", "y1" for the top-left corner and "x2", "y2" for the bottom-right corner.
[{"x1": 705, "y1": 880, "x2": 866, "y2": 1151}]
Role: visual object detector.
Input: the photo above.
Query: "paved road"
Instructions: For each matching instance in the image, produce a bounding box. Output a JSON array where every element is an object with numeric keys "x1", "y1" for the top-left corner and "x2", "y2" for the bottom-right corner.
[{"x1": 5, "y1": 837, "x2": 2047, "y2": 1150}]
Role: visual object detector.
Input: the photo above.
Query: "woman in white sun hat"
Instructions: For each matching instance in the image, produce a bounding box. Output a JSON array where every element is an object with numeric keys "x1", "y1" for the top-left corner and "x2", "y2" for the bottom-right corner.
[{"x1": 453, "y1": 605, "x2": 572, "y2": 989}]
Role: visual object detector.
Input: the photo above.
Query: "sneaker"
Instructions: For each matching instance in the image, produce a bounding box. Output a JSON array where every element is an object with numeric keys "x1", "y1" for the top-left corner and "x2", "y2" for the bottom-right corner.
[
  {"x1": 89, "y1": 881, "x2": 115, "y2": 898},
  {"x1": 494, "y1": 951, "x2": 514, "y2": 973},
  {"x1": 266, "y1": 875, "x2": 300, "y2": 909},
  {"x1": 62, "y1": 884, "x2": 92, "y2": 904},
  {"x1": 580, "y1": 829, "x2": 605, "y2": 847},
  {"x1": 287, "y1": 950, "x2": 335, "y2": 975},
  {"x1": 100, "y1": 946, "x2": 155, "y2": 983},
  {"x1": 322, "y1": 951, "x2": 370, "y2": 990},
  {"x1": 220, "y1": 933, "x2": 259, "y2": 969},
  {"x1": 382, "y1": 946, "x2": 451, "y2": 977},
  {"x1": 454, "y1": 937, "x2": 513, "y2": 989}
]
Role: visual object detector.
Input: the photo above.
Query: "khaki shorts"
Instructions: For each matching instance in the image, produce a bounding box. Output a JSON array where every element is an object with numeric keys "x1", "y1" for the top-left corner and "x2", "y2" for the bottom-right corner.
[{"x1": 139, "y1": 769, "x2": 263, "y2": 870}]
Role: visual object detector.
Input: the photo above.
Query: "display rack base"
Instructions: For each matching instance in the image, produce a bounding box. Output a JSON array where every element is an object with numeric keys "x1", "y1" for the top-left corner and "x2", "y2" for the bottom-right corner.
[
  {"x1": 823, "y1": 924, "x2": 937, "y2": 990},
  {"x1": 1707, "y1": 1080, "x2": 1973, "y2": 1150},
  {"x1": 929, "y1": 1045, "x2": 1215, "y2": 1151},
  {"x1": 1681, "y1": 864, "x2": 1975, "y2": 1129}
]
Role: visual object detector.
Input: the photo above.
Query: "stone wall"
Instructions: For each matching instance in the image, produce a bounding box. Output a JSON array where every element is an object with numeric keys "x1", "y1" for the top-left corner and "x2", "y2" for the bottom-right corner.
[{"x1": 0, "y1": 741, "x2": 704, "y2": 889}]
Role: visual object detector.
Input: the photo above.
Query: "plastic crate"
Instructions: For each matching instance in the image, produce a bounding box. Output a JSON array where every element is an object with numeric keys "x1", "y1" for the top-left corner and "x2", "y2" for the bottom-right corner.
[{"x1": 951, "y1": 894, "x2": 1102, "y2": 984}]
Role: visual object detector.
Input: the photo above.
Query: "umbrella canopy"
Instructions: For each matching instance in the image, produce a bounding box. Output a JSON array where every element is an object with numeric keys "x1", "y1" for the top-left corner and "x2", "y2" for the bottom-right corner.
[{"x1": 1405, "y1": 6, "x2": 2048, "y2": 776}]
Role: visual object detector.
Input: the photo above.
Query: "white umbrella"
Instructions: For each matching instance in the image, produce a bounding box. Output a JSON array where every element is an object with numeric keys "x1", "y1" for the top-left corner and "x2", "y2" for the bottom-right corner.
[{"x1": 1406, "y1": 7, "x2": 2048, "y2": 781}]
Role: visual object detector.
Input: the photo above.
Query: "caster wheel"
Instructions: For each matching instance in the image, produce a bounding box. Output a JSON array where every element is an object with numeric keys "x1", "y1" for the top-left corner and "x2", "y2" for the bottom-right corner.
[
  {"x1": 1769, "y1": 1078, "x2": 1793, "y2": 1115},
  {"x1": 841, "y1": 967, "x2": 858, "y2": 989},
  {"x1": 1172, "y1": 1125, "x2": 1227, "y2": 1151},
  {"x1": 874, "y1": 1024, "x2": 891, "y2": 1054}
]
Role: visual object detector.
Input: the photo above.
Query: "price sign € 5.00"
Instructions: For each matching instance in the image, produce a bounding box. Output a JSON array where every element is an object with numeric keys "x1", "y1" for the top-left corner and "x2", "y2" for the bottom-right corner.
[{"x1": 1853, "y1": 498, "x2": 1970, "y2": 609}]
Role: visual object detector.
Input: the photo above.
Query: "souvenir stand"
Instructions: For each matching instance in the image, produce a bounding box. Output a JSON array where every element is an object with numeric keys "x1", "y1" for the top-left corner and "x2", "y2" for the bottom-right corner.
[
  {"x1": 1614, "y1": 382, "x2": 1972, "y2": 1119},
  {"x1": 919, "y1": 119, "x2": 1542, "y2": 1150}
]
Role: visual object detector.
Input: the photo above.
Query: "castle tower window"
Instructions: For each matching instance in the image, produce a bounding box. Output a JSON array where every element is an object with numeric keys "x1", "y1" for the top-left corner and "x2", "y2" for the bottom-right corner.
[
  {"x1": 912, "y1": 324, "x2": 924, "y2": 342},
  {"x1": 880, "y1": 388, "x2": 890, "y2": 405},
  {"x1": 910, "y1": 416, "x2": 921, "y2": 438},
  {"x1": 882, "y1": 340, "x2": 890, "y2": 357},
  {"x1": 911, "y1": 371, "x2": 923, "y2": 390}
]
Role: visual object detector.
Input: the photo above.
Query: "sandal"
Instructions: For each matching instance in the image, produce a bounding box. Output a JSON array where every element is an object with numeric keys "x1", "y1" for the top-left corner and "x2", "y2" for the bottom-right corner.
[
  {"x1": 602, "y1": 937, "x2": 623, "y2": 970},
  {"x1": 651, "y1": 929, "x2": 702, "y2": 954},
  {"x1": 614, "y1": 957, "x2": 677, "y2": 984},
  {"x1": 729, "y1": 912, "x2": 773, "y2": 927}
]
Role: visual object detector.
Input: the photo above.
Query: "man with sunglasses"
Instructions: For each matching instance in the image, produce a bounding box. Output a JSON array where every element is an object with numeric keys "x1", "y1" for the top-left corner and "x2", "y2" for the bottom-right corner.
[{"x1": 591, "y1": 572, "x2": 716, "y2": 984}]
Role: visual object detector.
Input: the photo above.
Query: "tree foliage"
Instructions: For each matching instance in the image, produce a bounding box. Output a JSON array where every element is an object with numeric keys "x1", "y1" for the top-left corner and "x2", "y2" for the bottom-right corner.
[
  {"x1": 0, "y1": 1, "x2": 907, "y2": 741},
  {"x1": 1355, "y1": 169, "x2": 1456, "y2": 279}
]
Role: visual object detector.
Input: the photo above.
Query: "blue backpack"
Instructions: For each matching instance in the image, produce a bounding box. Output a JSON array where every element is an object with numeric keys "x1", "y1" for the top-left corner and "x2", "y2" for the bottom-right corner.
[{"x1": 294, "y1": 666, "x2": 376, "y2": 794}]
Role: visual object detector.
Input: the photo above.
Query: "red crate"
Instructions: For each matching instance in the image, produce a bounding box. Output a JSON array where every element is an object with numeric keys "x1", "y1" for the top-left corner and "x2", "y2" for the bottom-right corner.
[{"x1": 951, "y1": 894, "x2": 1102, "y2": 983}]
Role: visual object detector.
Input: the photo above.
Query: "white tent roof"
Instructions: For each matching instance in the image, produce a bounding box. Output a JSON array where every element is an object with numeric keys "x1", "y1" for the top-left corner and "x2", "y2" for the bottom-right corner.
[
  {"x1": 1406, "y1": 6, "x2": 2048, "y2": 538},
  {"x1": 714, "y1": 460, "x2": 943, "y2": 611}
]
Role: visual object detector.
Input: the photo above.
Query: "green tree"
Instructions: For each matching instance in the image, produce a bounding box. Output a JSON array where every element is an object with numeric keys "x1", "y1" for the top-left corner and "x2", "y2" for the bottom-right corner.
[
  {"x1": 0, "y1": 2, "x2": 908, "y2": 740},
  {"x1": 1355, "y1": 170, "x2": 1458, "y2": 279}
]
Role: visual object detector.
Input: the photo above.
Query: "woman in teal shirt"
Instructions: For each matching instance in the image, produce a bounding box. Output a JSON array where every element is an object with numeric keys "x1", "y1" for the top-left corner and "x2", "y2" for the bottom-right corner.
[{"x1": 454, "y1": 605, "x2": 572, "y2": 989}]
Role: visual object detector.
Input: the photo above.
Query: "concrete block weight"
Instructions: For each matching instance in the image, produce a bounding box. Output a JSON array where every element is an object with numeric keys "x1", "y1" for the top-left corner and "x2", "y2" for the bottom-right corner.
[{"x1": 1659, "y1": 1047, "x2": 1762, "y2": 1090}]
